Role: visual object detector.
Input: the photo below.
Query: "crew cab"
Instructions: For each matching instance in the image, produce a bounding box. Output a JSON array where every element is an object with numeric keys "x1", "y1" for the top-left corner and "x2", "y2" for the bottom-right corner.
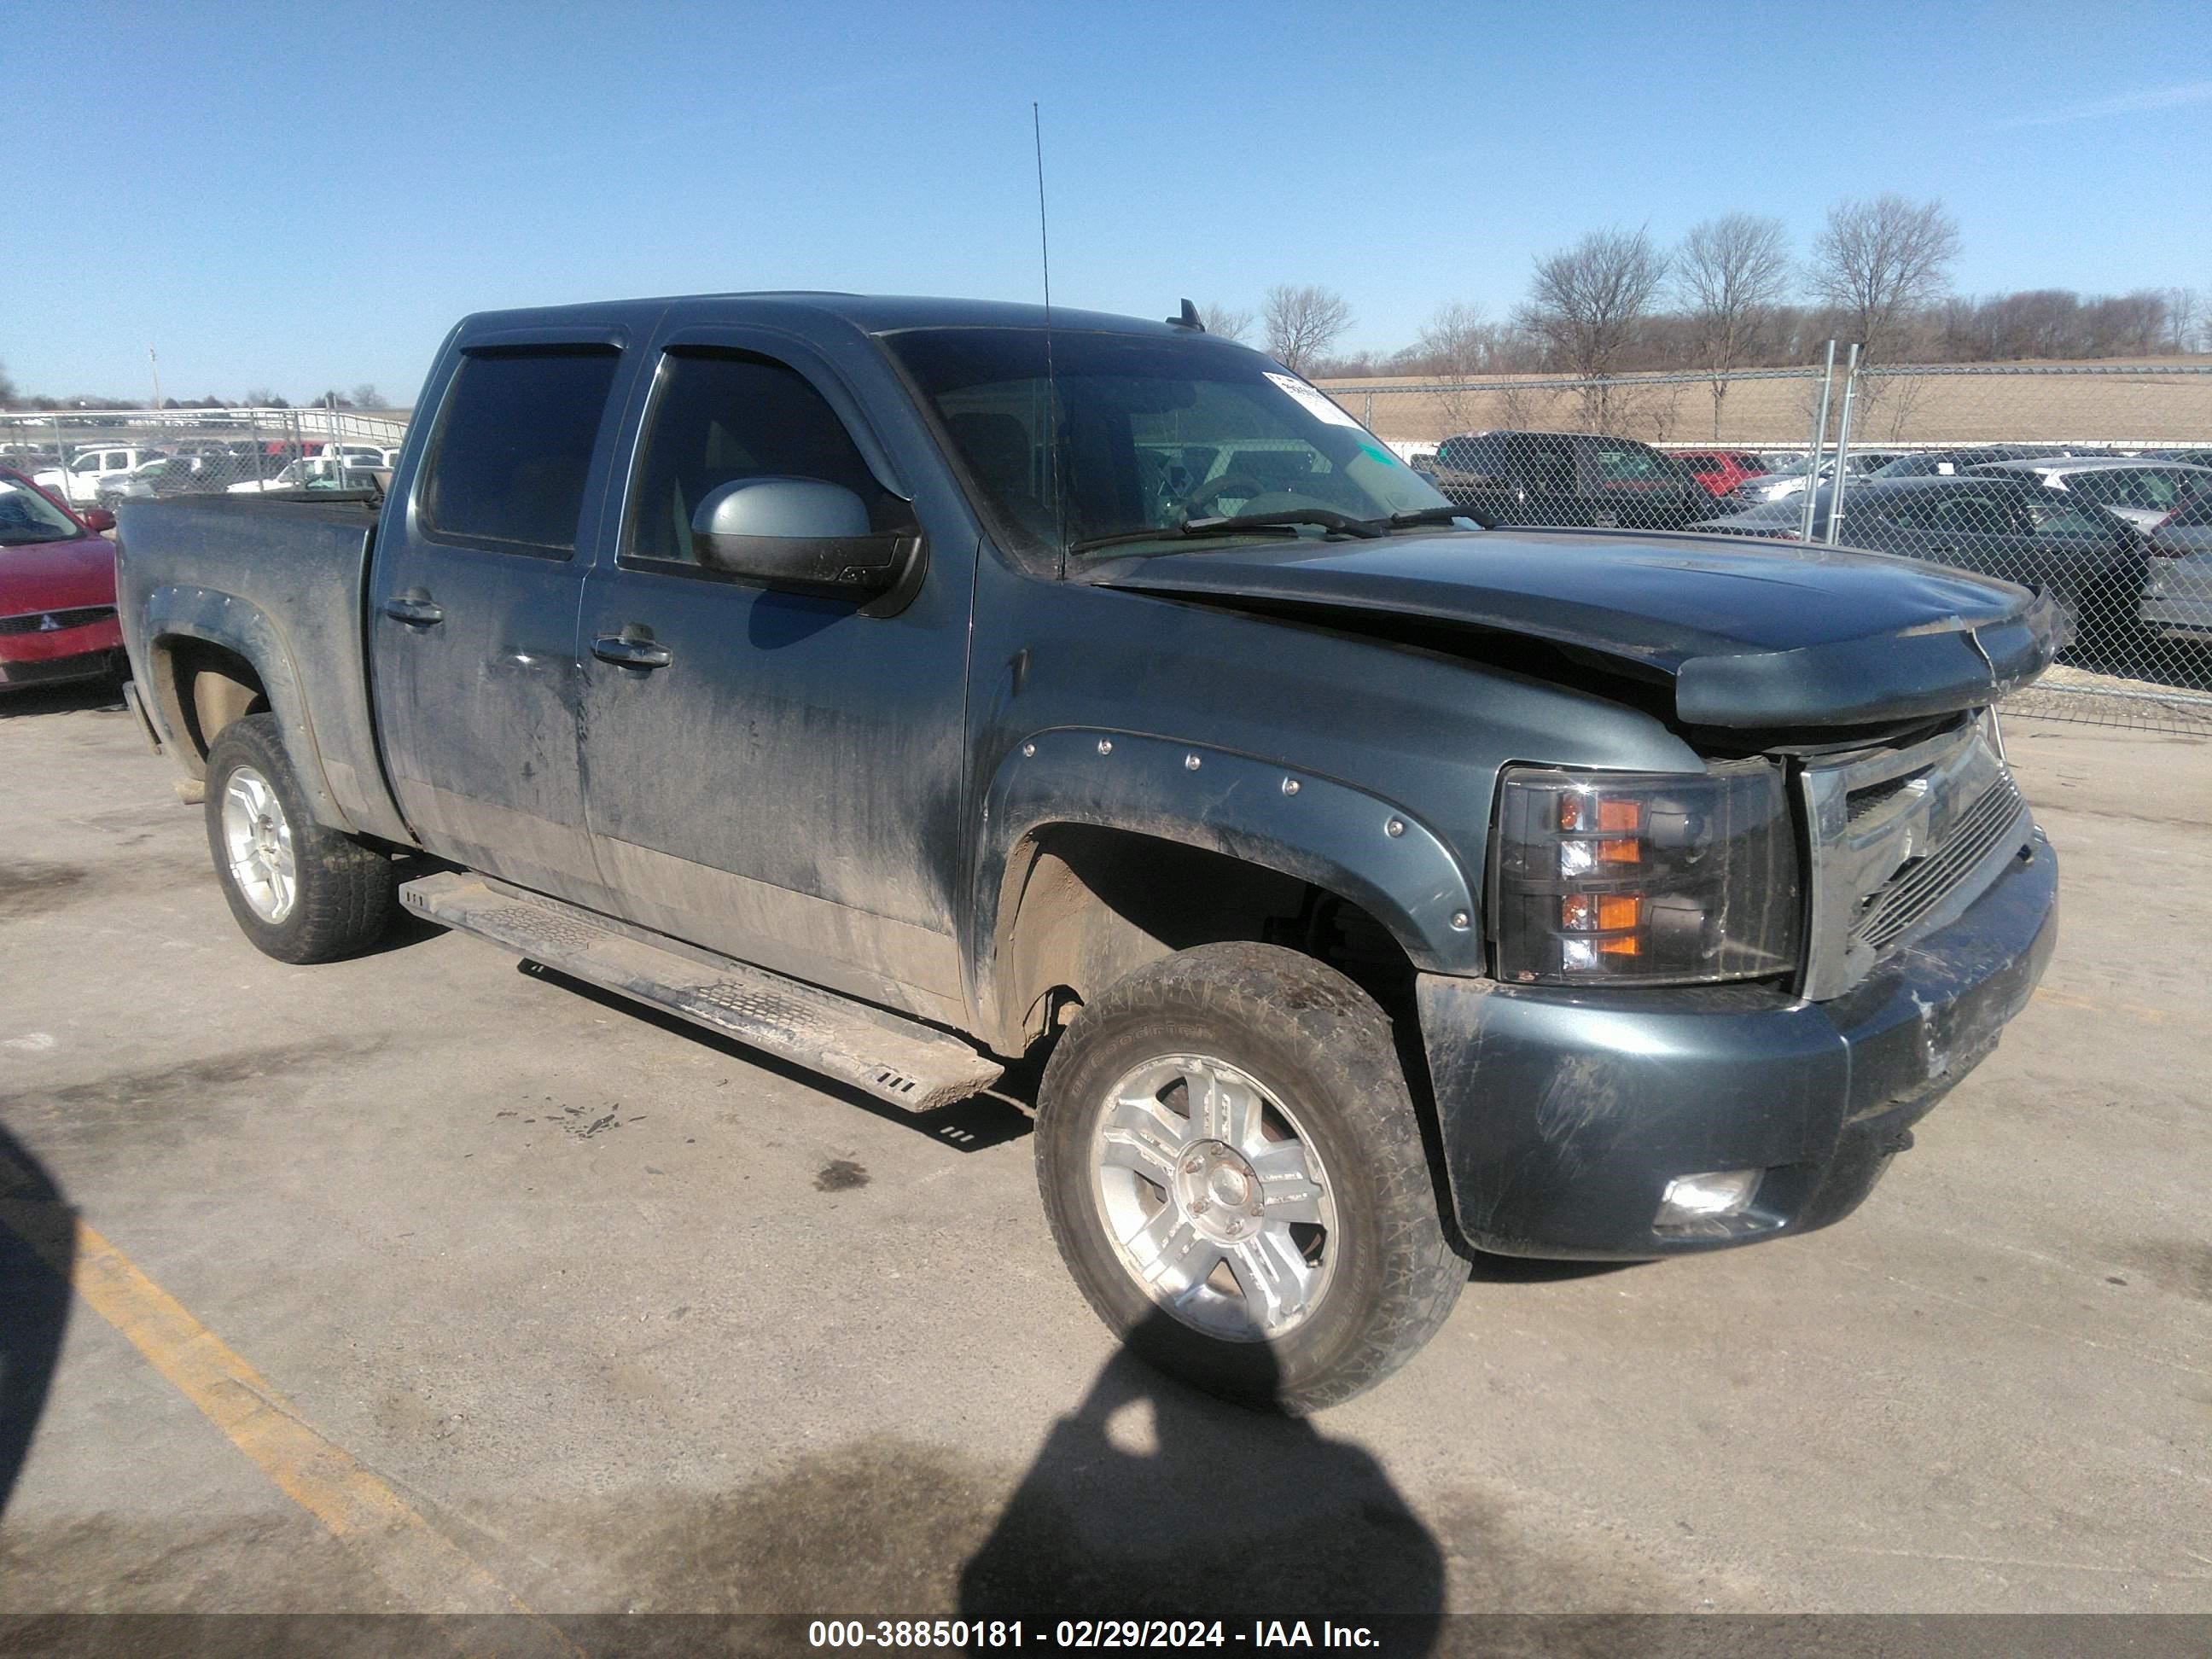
[{"x1": 114, "y1": 294, "x2": 2061, "y2": 1410}]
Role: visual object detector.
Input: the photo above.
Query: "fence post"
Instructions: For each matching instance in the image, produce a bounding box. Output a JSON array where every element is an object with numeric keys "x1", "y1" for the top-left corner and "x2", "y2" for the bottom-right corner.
[
  {"x1": 1363, "y1": 391, "x2": 1373, "y2": 427},
  {"x1": 1824, "y1": 344, "x2": 1862, "y2": 546},
  {"x1": 1797, "y1": 342, "x2": 1837, "y2": 544}
]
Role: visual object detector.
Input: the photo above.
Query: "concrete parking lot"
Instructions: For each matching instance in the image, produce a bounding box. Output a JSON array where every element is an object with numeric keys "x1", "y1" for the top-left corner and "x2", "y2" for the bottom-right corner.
[{"x1": 1, "y1": 679, "x2": 2208, "y2": 1627}]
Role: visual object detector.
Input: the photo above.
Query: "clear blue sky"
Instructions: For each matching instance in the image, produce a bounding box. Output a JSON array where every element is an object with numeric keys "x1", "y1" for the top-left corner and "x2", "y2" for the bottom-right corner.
[{"x1": 7, "y1": 0, "x2": 2208, "y2": 405}]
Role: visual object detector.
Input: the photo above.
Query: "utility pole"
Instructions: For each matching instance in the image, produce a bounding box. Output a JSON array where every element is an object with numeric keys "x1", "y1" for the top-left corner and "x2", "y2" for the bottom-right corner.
[{"x1": 148, "y1": 345, "x2": 162, "y2": 411}]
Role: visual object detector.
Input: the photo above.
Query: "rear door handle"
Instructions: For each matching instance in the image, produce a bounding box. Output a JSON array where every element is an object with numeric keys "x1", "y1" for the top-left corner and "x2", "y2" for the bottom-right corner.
[
  {"x1": 381, "y1": 591, "x2": 445, "y2": 626},
  {"x1": 592, "y1": 633, "x2": 672, "y2": 670}
]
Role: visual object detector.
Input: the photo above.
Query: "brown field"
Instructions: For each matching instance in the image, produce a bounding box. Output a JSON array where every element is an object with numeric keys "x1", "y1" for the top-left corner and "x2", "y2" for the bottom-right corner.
[{"x1": 1317, "y1": 357, "x2": 2212, "y2": 449}]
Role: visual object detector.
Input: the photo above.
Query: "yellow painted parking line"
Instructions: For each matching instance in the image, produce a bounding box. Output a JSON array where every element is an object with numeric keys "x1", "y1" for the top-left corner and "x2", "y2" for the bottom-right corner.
[
  {"x1": 0, "y1": 1164, "x2": 574, "y2": 1639},
  {"x1": 2032, "y1": 986, "x2": 2180, "y2": 1027}
]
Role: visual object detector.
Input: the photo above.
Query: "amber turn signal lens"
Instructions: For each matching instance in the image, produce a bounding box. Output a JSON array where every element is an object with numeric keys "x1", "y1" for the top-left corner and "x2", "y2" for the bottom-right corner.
[
  {"x1": 1597, "y1": 799, "x2": 1641, "y2": 832},
  {"x1": 1598, "y1": 935, "x2": 1642, "y2": 957},
  {"x1": 1596, "y1": 894, "x2": 1641, "y2": 930},
  {"x1": 1596, "y1": 839, "x2": 1641, "y2": 865},
  {"x1": 1561, "y1": 894, "x2": 1594, "y2": 930}
]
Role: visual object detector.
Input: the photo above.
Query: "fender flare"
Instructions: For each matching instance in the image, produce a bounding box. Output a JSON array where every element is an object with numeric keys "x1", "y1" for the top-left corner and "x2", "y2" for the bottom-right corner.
[
  {"x1": 137, "y1": 585, "x2": 356, "y2": 835},
  {"x1": 965, "y1": 727, "x2": 1484, "y2": 1041}
]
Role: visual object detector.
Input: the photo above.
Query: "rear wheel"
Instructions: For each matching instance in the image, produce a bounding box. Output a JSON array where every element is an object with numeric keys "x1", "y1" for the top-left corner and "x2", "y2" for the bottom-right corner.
[
  {"x1": 204, "y1": 713, "x2": 397, "y2": 963},
  {"x1": 1034, "y1": 942, "x2": 1464, "y2": 1412}
]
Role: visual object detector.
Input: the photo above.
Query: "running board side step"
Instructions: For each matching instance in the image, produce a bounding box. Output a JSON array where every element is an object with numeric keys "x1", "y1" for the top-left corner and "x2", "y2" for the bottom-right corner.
[{"x1": 400, "y1": 873, "x2": 1003, "y2": 1113}]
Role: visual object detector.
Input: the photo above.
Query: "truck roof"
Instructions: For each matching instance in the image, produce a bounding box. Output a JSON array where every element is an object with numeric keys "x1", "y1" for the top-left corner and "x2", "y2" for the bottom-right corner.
[{"x1": 451, "y1": 292, "x2": 1200, "y2": 341}]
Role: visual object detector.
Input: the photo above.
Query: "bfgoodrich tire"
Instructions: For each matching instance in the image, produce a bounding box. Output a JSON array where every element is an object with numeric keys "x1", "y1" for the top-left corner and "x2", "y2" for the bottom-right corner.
[
  {"x1": 204, "y1": 712, "x2": 397, "y2": 963},
  {"x1": 1034, "y1": 942, "x2": 1464, "y2": 1412}
]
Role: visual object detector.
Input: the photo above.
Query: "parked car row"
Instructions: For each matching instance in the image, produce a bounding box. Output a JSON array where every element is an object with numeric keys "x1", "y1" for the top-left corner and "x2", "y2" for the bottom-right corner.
[
  {"x1": 30, "y1": 441, "x2": 396, "y2": 505},
  {"x1": 1411, "y1": 428, "x2": 2212, "y2": 658}
]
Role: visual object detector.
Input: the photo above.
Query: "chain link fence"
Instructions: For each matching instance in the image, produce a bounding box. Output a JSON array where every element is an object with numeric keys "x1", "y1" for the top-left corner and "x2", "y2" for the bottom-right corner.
[
  {"x1": 1, "y1": 406, "x2": 410, "y2": 516},
  {"x1": 1324, "y1": 355, "x2": 2212, "y2": 736}
]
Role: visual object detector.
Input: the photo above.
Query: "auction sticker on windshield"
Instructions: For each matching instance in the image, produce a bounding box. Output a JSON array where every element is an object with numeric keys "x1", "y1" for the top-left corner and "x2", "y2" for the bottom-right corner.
[{"x1": 1265, "y1": 372, "x2": 1364, "y2": 428}]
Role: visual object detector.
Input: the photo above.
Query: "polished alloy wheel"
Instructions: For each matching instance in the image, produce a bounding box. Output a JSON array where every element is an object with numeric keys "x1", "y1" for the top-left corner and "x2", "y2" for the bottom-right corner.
[
  {"x1": 1089, "y1": 1053, "x2": 1337, "y2": 1341},
  {"x1": 220, "y1": 765, "x2": 297, "y2": 923}
]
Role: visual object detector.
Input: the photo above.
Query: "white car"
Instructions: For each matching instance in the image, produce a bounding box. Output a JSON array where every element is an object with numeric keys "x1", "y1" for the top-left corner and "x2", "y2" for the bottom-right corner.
[
  {"x1": 225, "y1": 457, "x2": 385, "y2": 495},
  {"x1": 1726, "y1": 449, "x2": 1912, "y2": 506},
  {"x1": 227, "y1": 457, "x2": 347, "y2": 494},
  {"x1": 32, "y1": 445, "x2": 169, "y2": 506},
  {"x1": 1969, "y1": 457, "x2": 2212, "y2": 532}
]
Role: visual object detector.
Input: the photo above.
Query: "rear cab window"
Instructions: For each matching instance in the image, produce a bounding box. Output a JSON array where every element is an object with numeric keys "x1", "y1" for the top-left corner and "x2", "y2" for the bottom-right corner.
[{"x1": 419, "y1": 346, "x2": 622, "y2": 555}]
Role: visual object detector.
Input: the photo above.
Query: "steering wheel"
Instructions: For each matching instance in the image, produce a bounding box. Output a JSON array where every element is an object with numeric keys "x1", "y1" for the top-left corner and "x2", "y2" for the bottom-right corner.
[{"x1": 1177, "y1": 473, "x2": 1273, "y2": 520}]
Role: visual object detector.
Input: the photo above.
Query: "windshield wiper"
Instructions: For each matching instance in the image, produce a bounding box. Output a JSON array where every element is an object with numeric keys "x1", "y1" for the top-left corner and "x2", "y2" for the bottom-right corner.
[
  {"x1": 1380, "y1": 504, "x2": 1494, "y2": 531},
  {"x1": 1070, "y1": 508, "x2": 1384, "y2": 556}
]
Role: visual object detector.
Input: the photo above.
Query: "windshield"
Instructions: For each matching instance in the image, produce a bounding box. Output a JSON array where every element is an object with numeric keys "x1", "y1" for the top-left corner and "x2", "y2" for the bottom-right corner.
[
  {"x1": 882, "y1": 327, "x2": 1451, "y2": 556},
  {"x1": 0, "y1": 474, "x2": 87, "y2": 544}
]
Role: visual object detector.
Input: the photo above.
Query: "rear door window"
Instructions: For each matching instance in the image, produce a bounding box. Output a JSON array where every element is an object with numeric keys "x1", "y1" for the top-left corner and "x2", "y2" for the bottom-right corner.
[{"x1": 420, "y1": 346, "x2": 621, "y2": 554}]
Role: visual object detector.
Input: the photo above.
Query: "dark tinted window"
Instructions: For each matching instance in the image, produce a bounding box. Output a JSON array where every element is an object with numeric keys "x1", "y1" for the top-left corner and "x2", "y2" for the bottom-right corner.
[
  {"x1": 2024, "y1": 499, "x2": 2120, "y2": 538},
  {"x1": 623, "y1": 349, "x2": 899, "y2": 568},
  {"x1": 1891, "y1": 491, "x2": 2019, "y2": 533},
  {"x1": 421, "y1": 347, "x2": 620, "y2": 552},
  {"x1": 1592, "y1": 443, "x2": 1666, "y2": 482}
]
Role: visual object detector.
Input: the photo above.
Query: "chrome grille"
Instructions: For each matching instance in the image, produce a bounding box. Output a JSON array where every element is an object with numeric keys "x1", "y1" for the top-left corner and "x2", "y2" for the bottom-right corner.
[
  {"x1": 1799, "y1": 716, "x2": 2034, "y2": 999},
  {"x1": 1852, "y1": 772, "x2": 2027, "y2": 951}
]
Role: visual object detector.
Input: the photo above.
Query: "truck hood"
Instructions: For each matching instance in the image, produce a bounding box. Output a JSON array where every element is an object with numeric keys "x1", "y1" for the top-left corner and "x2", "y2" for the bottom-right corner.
[{"x1": 1096, "y1": 528, "x2": 2064, "y2": 730}]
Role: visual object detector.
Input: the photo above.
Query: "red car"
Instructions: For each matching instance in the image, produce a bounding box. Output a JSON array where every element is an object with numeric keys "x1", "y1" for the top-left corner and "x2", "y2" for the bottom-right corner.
[
  {"x1": 1673, "y1": 450, "x2": 1768, "y2": 499},
  {"x1": 0, "y1": 468, "x2": 125, "y2": 691}
]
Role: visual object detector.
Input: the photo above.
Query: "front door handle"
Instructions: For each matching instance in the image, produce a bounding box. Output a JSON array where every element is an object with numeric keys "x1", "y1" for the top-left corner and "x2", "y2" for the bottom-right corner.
[
  {"x1": 592, "y1": 632, "x2": 672, "y2": 670},
  {"x1": 381, "y1": 590, "x2": 445, "y2": 626}
]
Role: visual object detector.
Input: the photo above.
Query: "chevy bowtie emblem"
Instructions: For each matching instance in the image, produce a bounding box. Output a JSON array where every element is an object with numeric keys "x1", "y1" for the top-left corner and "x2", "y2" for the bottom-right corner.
[{"x1": 37, "y1": 614, "x2": 61, "y2": 632}]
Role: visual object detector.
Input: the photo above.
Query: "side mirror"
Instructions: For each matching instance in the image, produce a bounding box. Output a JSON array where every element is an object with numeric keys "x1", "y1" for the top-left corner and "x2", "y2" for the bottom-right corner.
[
  {"x1": 79, "y1": 506, "x2": 116, "y2": 533},
  {"x1": 690, "y1": 478, "x2": 918, "y2": 603}
]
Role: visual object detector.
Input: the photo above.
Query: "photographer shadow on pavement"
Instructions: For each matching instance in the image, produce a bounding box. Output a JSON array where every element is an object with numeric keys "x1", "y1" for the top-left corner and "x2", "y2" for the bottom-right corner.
[
  {"x1": 958, "y1": 1310, "x2": 1442, "y2": 1649},
  {"x1": 0, "y1": 1125, "x2": 75, "y2": 1520}
]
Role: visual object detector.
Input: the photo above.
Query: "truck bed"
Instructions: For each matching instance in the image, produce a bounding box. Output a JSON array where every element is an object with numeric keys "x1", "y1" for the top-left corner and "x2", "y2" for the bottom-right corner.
[{"x1": 114, "y1": 492, "x2": 410, "y2": 844}]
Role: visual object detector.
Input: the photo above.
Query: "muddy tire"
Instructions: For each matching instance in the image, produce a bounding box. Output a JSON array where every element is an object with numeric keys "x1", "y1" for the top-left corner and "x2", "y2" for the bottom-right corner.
[
  {"x1": 1034, "y1": 942, "x2": 1464, "y2": 1413},
  {"x1": 204, "y1": 713, "x2": 396, "y2": 963}
]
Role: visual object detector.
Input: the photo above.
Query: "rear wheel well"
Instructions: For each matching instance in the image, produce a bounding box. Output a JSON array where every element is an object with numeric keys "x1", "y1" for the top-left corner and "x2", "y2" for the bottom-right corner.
[
  {"x1": 992, "y1": 826, "x2": 1419, "y2": 1056},
  {"x1": 154, "y1": 638, "x2": 269, "y2": 778}
]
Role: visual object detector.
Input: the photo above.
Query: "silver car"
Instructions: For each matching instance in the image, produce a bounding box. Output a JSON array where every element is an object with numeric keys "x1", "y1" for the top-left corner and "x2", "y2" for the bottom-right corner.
[
  {"x1": 1970, "y1": 457, "x2": 2212, "y2": 532},
  {"x1": 2142, "y1": 489, "x2": 2212, "y2": 642}
]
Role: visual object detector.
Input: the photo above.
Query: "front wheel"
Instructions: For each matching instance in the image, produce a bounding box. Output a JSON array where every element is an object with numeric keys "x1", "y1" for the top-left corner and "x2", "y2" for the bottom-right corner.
[
  {"x1": 1034, "y1": 943, "x2": 1465, "y2": 1412},
  {"x1": 204, "y1": 712, "x2": 398, "y2": 963}
]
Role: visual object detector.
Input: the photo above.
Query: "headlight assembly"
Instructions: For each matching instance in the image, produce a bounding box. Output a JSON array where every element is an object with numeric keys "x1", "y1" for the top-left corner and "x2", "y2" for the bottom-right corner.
[{"x1": 1490, "y1": 761, "x2": 1802, "y2": 987}]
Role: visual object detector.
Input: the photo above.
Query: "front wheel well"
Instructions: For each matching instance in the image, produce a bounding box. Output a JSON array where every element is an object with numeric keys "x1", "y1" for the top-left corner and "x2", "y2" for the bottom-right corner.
[{"x1": 992, "y1": 825, "x2": 1420, "y2": 1056}]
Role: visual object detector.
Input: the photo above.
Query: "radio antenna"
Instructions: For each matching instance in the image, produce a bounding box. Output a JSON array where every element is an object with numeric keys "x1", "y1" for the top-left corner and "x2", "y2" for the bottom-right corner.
[{"x1": 1032, "y1": 101, "x2": 1067, "y2": 573}]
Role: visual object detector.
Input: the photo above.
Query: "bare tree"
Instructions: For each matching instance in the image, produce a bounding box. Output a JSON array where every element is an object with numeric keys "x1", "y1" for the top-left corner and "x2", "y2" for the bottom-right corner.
[
  {"x1": 1807, "y1": 195, "x2": 1961, "y2": 364},
  {"x1": 0, "y1": 361, "x2": 17, "y2": 408},
  {"x1": 1197, "y1": 302, "x2": 1254, "y2": 343},
  {"x1": 2165, "y1": 287, "x2": 2201, "y2": 354},
  {"x1": 349, "y1": 382, "x2": 383, "y2": 411},
  {"x1": 242, "y1": 387, "x2": 282, "y2": 408},
  {"x1": 1413, "y1": 302, "x2": 1497, "y2": 431},
  {"x1": 1674, "y1": 214, "x2": 1792, "y2": 438},
  {"x1": 1514, "y1": 227, "x2": 1669, "y2": 431},
  {"x1": 1263, "y1": 284, "x2": 1353, "y2": 375}
]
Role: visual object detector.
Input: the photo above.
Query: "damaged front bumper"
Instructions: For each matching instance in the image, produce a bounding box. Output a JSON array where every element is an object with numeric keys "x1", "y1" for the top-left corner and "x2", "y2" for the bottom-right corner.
[{"x1": 1417, "y1": 829, "x2": 2058, "y2": 1260}]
